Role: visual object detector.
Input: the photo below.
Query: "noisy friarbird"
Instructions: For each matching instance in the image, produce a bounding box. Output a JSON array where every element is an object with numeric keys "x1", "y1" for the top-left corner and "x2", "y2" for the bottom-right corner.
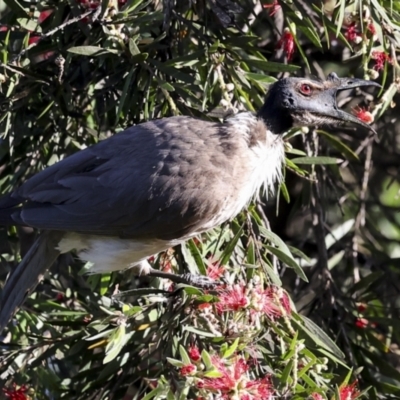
[{"x1": 0, "y1": 72, "x2": 379, "y2": 333}]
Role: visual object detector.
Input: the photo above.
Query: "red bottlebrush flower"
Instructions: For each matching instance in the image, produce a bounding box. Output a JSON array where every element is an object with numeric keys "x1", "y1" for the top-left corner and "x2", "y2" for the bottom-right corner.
[
  {"x1": 197, "y1": 302, "x2": 212, "y2": 310},
  {"x1": 216, "y1": 284, "x2": 249, "y2": 313},
  {"x1": 28, "y1": 34, "x2": 41, "y2": 45},
  {"x1": 78, "y1": 0, "x2": 100, "y2": 9},
  {"x1": 180, "y1": 364, "x2": 196, "y2": 376},
  {"x1": 357, "y1": 303, "x2": 367, "y2": 313},
  {"x1": 311, "y1": 393, "x2": 324, "y2": 400},
  {"x1": 198, "y1": 356, "x2": 274, "y2": 399},
  {"x1": 188, "y1": 346, "x2": 201, "y2": 362},
  {"x1": 277, "y1": 28, "x2": 295, "y2": 61},
  {"x1": 352, "y1": 106, "x2": 374, "y2": 124},
  {"x1": 371, "y1": 50, "x2": 392, "y2": 71},
  {"x1": 118, "y1": 0, "x2": 128, "y2": 5},
  {"x1": 252, "y1": 286, "x2": 290, "y2": 320},
  {"x1": 206, "y1": 259, "x2": 225, "y2": 280},
  {"x1": 355, "y1": 317, "x2": 369, "y2": 329},
  {"x1": 344, "y1": 22, "x2": 359, "y2": 42},
  {"x1": 198, "y1": 356, "x2": 246, "y2": 392},
  {"x1": 339, "y1": 381, "x2": 360, "y2": 400},
  {"x1": 38, "y1": 9, "x2": 54, "y2": 24},
  {"x1": 3, "y1": 384, "x2": 27, "y2": 400},
  {"x1": 367, "y1": 22, "x2": 376, "y2": 36},
  {"x1": 245, "y1": 376, "x2": 274, "y2": 399},
  {"x1": 56, "y1": 293, "x2": 64, "y2": 302},
  {"x1": 263, "y1": 0, "x2": 281, "y2": 17}
]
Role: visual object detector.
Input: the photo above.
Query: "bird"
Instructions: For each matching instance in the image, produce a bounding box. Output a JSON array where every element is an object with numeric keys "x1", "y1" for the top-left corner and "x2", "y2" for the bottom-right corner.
[{"x1": 0, "y1": 72, "x2": 379, "y2": 333}]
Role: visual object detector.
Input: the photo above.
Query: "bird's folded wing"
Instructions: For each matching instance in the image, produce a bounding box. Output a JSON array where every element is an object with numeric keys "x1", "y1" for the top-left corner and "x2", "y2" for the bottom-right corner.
[{"x1": 2, "y1": 117, "x2": 238, "y2": 240}]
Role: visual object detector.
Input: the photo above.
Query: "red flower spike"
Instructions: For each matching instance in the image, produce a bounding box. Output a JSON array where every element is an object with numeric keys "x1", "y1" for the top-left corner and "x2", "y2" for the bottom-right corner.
[
  {"x1": 180, "y1": 364, "x2": 196, "y2": 376},
  {"x1": 216, "y1": 284, "x2": 249, "y2": 313},
  {"x1": 263, "y1": 0, "x2": 281, "y2": 17},
  {"x1": 198, "y1": 356, "x2": 274, "y2": 399},
  {"x1": 371, "y1": 50, "x2": 392, "y2": 71},
  {"x1": 357, "y1": 303, "x2": 367, "y2": 313},
  {"x1": 339, "y1": 380, "x2": 360, "y2": 400},
  {"x1": 3, "y1": 384, "x2": 28, "y2": 400},
  {"x1": 28, "y1": 34, "x2": 41, "y2": 45},
  {"x1": 38, "y1": 9, "x2": 54, "y2": 24},
  {"x1": 188, "y1": 346, "x2": 201, "y2": 362},
  {"x1": 311, "y1": 393, "x2": 324, "y2": 400},
  {"x1": 355, "y1": 317, "x2": 369, "y2": 329},
  {"x1": 206, "y1": 260, "x2": 225, "y2": 280},
  {"x1": 276, "y1": 28, "x2": 295, "y2": 61},
  {"x1": 352, "y1": 106, "x2": 374, "y2": 124},
  {"x1": 344, "y1": 22, "x2": 360, "y2": 42},
  {"x1": 367, "y1": 22, "x2": 376, "y2": 36}
]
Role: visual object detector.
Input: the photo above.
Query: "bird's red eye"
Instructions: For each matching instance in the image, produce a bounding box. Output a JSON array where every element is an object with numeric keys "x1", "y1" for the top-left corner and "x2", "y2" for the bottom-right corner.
[{"x1": 300, "y1": 83, "x2": 312, "y2": 96}]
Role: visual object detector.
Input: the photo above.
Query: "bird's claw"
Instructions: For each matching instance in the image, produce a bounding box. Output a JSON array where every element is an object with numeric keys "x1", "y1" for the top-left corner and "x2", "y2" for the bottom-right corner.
[{"x1": 178, "y1": 273, "x2": 218, "y2": 289}]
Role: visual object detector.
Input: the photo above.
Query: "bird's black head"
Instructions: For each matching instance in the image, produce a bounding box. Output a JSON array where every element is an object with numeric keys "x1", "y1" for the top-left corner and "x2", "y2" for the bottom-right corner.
[{"x1": 257, "y1": 72, "x2": 380, "y2": 135}]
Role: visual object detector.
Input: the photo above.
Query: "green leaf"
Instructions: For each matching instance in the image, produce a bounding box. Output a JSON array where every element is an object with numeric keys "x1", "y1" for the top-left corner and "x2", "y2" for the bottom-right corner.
[
  {"x1": 265, "y1": 246, "x2": 308, "y2": 282},
  {"x1": 201, "y1": 350, "x2": 214, "y2": 369},
  {"x1": 179, "y1": 344, "x2": 191, "y2": 365},
  {"x1": 223, "y1": 338, "x2": 239, "y2": 359},
  {"x1": 104, "y1": 325, "x2": 128, "y2": 364},
  {"x1": 17, "y1": 18, "x2": 39, "y2": 32},
  {"x1": 167, "y1": 357, "x2": 185, "y2": 367},
  {"x1": 184, "y1": 325, "x2": 220, "y2": 338},
  {"x1": 291, "y1": 156, "x2": 342, "y2": 165},
  {"x1": 244, "y1": 72, "x2": 277, "y2": 83},
  {"x1": 259, "y1": 226, "x2": 308, "y2": 282},
  {"x1": 129, "y1": 38, "x2": 140, "y2": 56},
  {"x1": 67, "y1": 46, "x2": 119, "y2": 56},
  {"x1": 220, "y1": 224, "x2": 244, "y2": 266},
  {"x1": 295, "y1": 315, "x2": 345, "y2": 360},
  {"x1": 244, "y1": 59, "x2": 300, "y2": 73},
  {"x1": 317, "y1": 130, "x2": 359, "y2": 162},
  {"x1": 187, "y1": 239, "x2": 207, "y2": 275}
]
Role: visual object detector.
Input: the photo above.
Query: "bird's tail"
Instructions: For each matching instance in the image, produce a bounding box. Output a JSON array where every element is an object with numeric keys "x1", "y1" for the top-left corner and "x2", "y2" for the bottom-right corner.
[{"x1": 0, "y1": 230, "x2": 65, "y2": 333}]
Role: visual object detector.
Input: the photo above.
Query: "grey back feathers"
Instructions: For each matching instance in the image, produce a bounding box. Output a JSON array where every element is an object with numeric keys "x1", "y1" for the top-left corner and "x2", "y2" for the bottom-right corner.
[{"x1": 3, "y1": 114, "x2": 283, "y2": 240}]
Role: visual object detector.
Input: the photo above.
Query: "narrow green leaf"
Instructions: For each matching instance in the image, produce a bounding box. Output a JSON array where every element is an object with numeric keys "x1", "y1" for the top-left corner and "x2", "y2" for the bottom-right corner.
[
  {"x1": 223, "y1": 338, "x2": 239, "y2": 359},
  {"x1": 167, "y1": 357, "x2": 185, "y2": 367},
  {"x1": 68, "y1": 46, "x2": 119, "y2": 56},
  {"x1": 179, "y1": 344, "x2": 191, "y2": 365},
  {"x1": 184, "y1": 325, "x2": 219, "y2": 338},
  {"x1": 296, "y1": 315, "x2": 345, "y2": 360},
  {"x1": 116, "y1": 68, "x2": 135, "y2": 124},
  {"x1": 244, "y1": 72, "x2": 277, "y2": 83},
  {"x1": 291, "y1": 156, "x2": 342, "y2": 165},
  {"x1": 244, "y1": 59, "x2": 300, "y2": 73},
  {"x1": 201, "y1": 350, "x2": 214, "y2": 369},
  {"x1": 129, "y1": 38, "x2": 140, "y2": 56},
  {"x1": 220, "y1": 224, "x2": 244, "y2": 266},
  {"x1": 318, "y1": 130, "x2": 359, "y2": 162},
  {"x1": 265, "y1": 245, "x2": 308, "y2": 282}
]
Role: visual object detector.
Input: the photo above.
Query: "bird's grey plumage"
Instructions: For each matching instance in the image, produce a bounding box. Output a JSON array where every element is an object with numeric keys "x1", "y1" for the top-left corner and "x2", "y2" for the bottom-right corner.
[{"x1": 0, "y1": 73, "x2": 379, "y2": 333}]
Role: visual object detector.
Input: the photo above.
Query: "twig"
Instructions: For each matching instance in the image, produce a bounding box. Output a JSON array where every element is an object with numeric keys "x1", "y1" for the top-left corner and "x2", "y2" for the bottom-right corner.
[
  {"x1": 10, "y1": 8, "x2": 98, "y2": 64},
  {"x1": 352, "y1": 142, "x2": 373, "y2": 282}
]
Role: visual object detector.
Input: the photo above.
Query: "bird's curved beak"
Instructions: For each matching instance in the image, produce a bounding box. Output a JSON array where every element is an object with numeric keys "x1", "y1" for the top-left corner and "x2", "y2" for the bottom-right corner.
[{"x1": 322, "y1": 74, "x2": 381, "y2": 133}]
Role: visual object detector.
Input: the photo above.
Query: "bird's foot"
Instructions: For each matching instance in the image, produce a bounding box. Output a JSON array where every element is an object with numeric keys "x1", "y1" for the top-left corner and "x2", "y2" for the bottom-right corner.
[
  {"x1": 146, "y1": 269, "x2": 218, "y2": 289},
  {"x1": 177, "y1": 273, "x2": 218, "y2": 289}
]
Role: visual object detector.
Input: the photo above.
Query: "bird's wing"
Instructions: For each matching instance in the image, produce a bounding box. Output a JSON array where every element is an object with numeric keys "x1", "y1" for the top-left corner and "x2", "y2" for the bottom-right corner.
[{"x1": 2, "y1": 116, "x2": 243, "y2": 240}]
